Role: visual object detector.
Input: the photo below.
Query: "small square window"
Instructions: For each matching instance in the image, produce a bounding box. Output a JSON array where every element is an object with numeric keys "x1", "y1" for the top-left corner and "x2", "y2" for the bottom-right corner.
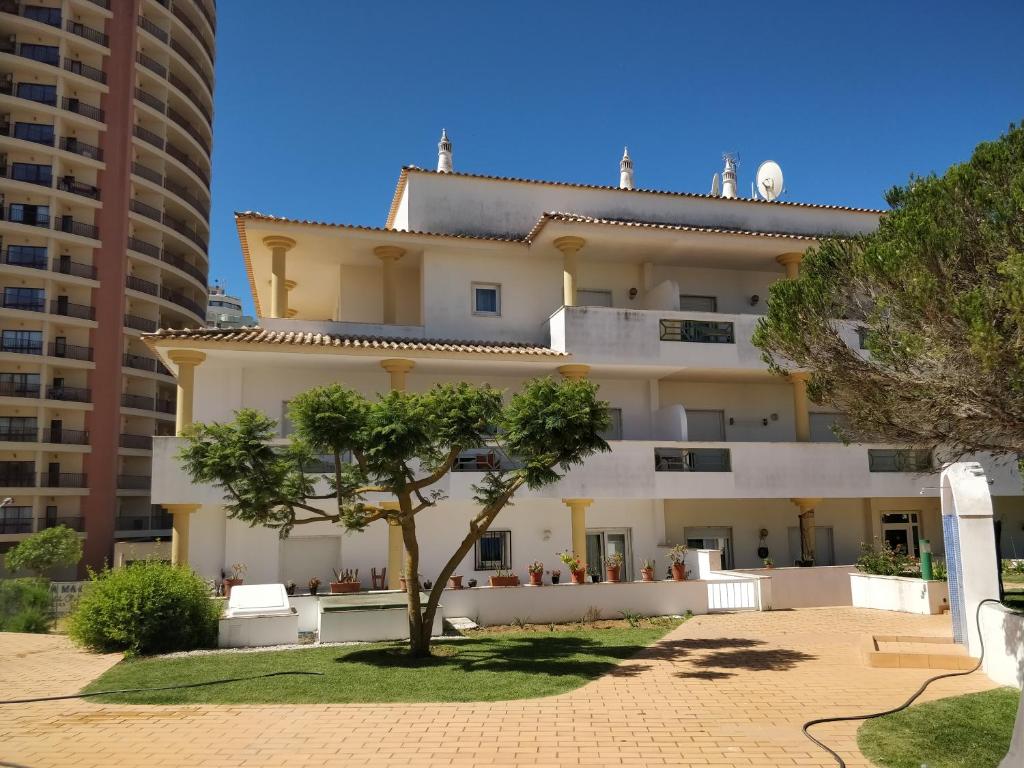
[
  {"x1": 474, "y1": 530, "x2": 511, "y2": 570},
  {"x1": 472, "y1": 283, "x2": 501, "y2": 316}
]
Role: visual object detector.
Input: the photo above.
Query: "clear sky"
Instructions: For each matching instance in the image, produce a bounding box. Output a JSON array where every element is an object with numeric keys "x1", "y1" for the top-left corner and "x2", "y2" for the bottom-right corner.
[{"x1": 207, "y1": 0, "x2": 1024, "y2": 314}]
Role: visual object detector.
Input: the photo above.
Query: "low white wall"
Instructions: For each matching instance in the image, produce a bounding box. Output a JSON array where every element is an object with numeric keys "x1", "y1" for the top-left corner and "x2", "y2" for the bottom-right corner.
[
  {"x1": 438, "y1": 580, "x2": 709, "y2": 626},
  {"x1": 735, "y1": 565, "x2": 858, "y2": 609},
  {"x1": 850, "y1": 573, "x2": 949, "y2": 615},
  {"x1": 979, "y1": 602, "x2": 1024, "y2": 688}
]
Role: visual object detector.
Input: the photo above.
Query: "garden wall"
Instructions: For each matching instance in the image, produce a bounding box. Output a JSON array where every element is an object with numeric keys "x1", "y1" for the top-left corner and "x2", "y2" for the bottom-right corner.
[
  {"x1": 978, "y1": 602, "x2": 1024, "y2": 688},
  {"x1": 736, "y1": 565, "x2": 858, "y2": 609},
  {"x1": 849, "y1": 573, "x2": 949, "y2": 615}
]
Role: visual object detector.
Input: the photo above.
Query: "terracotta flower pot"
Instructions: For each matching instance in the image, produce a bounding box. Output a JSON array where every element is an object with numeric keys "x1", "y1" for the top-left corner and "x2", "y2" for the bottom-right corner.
[
  {"x1": 330, "y1": 581, "x2": 360, "y2": 594},
  {"x1": 529, "y1": 571, "x2": 543, "y2": 586},
  {"x1": 309, "y1": 585, "x2": 319, "y2": 596},
  {"x1": 641, "y1": 568, "x2": 655, "y2": 582},
  {"x1": 671, "y1": 563, "x2": 686, "y2": 581},
  {"x1": 448, "y1": 575, "x2": 463, "y2": 590},
  {"x1": 489, "y1": 575, "x2": 520, "y2": 587},
  {"x1": 570, "y1": 569, "x2": 587, "y2": 585},
  {"x1": 605, "y1": 566, "x2": 621, "y2": 583},
  {"x1": 223, "y1": 578, "x2": 243, "y2": 598}
]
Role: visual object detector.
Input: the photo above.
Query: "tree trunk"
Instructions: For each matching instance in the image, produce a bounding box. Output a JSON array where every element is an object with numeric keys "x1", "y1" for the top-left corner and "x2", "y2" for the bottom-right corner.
[
  {"x1": 398, "y1": 514, "x2": 428, "y2": 657},
  {"x1": 798, "y1": 508, "x2": 816, "y2": 564}
]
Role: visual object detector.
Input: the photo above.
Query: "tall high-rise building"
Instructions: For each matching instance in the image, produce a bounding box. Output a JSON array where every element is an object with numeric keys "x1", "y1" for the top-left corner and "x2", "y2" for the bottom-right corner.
[{"x1": 0, "y1": 0, "x2": 215, "y2": 570}]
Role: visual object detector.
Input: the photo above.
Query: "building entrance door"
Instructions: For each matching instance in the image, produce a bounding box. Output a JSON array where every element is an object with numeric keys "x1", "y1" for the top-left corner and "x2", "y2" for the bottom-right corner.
[
  {"x1": 585, "y1": 528, "x2": 632, "y2": 582},
  {"x1": 881, "y1": 512, "x2": 921, "y2": 557}
]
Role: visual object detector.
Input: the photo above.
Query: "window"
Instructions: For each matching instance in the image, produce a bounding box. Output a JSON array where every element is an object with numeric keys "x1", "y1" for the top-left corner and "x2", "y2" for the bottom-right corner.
[
  {"x1": 868, "y1": 448, "x2": 932, "y2": 473},
  {"x1": 600, "y1": 407, "x2": 623, "y2": 441},
  {"x1": 578, "y1": 289, "x2": 613, "y2": 307},
  {"x1": 0, "y1": 416, "x2": 37, "y2": 440},
  {"x1": 880, "y1": 512, "x2": 921, "y2": 557},
  {"x1": 0, "y1": 506, "x2": 32, "y2": 533},
  {"x1": 472, "y1": 283, "x2": 500, "y2": 316},
  {"x1": 13, "y1": 122, "x2": 55, "y2": 146},
  {"x1": 16, "y1": 83, "x2": 57, "y2": 106},
  {"x1": 3, "y1": 287, "x2": 45, "y2": 311},
  {"x1": 18, "y1": 44, "x2": 60, "y2": 66},
  {"x1": 11, "y1": 163, "x2": 53, "y2": 186},
  {"x1": 687, "y1": 409, "x2": 726, "y2": 441},
  {"x1": 474, "y1": 529, "x2": 511, "y2": 570},
  {"x1": 6, "y1": 245, "x2": 47, "y2": 269},
  {"x1": 1, "y1": 330, "x2": 42, "y2": 354},
  {"x1": 679, "y1": 295, "x2": 718, "y2": 312},
  {"x1": 654, "y1": 447, "x2": 731, "y2": 472},
  {"x1": 8, "y1": 204, "x2": 50, "y2": 226},
  {"x1": 22, "y1": 5, "x2": 62, "y2": 26},
  {"x1": 660, "y1": 319, "x2": 735, "y2": 343}
]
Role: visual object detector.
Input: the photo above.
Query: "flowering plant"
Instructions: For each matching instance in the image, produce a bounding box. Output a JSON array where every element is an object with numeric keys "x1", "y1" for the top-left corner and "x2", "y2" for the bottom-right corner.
[
  {"x1": 558, "y1": 551, "x2": 585, "y2": 572},
  {"x1": 604, "y1": 552, "x2": 624, "y2": 568},
  {"x1": 228, "y1": 562, "x2": 247, "y2": 579},
  {"x1": 527, "y1": 560, "x2": 544, "y2": 574},
  {"x1": 666, "y1": 545, "x2": 688, "y2": 564}
]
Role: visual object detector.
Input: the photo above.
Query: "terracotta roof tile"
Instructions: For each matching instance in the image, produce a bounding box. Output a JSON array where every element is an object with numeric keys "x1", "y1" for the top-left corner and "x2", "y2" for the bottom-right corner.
[
  {"x1": 525, "y1": 212, "x2": 821, "y2": 242},
  {"x1": 235, "y1": 211, "x2": 523, "y2": 243},
  {"x1": 145, "y1": 326, "x2": 566, "y2": 357}
]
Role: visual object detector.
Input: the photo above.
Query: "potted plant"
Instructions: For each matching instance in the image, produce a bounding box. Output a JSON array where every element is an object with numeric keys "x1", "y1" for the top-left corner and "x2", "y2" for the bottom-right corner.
[
  {"x1": 422, "y1": 578, "x2": 433, "y2": 590},
  {"x1": 558, "y1": 551, "x2": 587, "y2": 584},
  {"x1": 550, "y1": 569, "x2": 561, "y2": 585},
  {"x1": 308, "y1": 576, "x2": 321, "y2": 596},
  {"x1": 489, "y1": 568, "x2": 520, "y2": 587},
  {"x1": 467, "y1": 578, "x2": 478, "y2": 588},
  {"x1": 285, "y1": 580, "x2": 296, "y2": 596},
  {"x1": 763, "y1": 557, "x2": 774, "y2": 569},
  {"x1": 448, "y1": 574, "x2": 464, "y2": 590},
  {"x1": 666, "y1": 545, "x2": 688, "y2": 581},
  {"x1": 604, "y1": 552, "x2": 624, "y2": 582},
  {"x1": 640, "y1": 558, "x2": 656, "y2": 582},
  {"x1": 527, "y1": 560, "x2": 544, "y2": 586},
  {"x1": 223, "y1": 562, "x2": 246, "y2": 597},
  {"x1": 330, "y1": 568, "x2": 360, "y2": 594}
]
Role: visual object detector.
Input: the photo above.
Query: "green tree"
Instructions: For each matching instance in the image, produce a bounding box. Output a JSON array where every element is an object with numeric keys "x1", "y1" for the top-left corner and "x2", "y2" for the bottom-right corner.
[
  {"x1": 754, "y1": 124, "x2": 1024, "y2": 456},
  {"x1": 179, "y1": 378, "x2": 609, "y2": 656},
  {"x1": 5, "y1": 525, "x2": 83, "y2": 577}
]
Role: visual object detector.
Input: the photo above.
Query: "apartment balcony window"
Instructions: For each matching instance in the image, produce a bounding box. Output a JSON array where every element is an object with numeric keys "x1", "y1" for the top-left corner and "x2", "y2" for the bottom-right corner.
[
  {"x1": 22, "y1": 5, "x2": 62, "y2": 27},
  {"x1": 117, "y1": 474, "x2": 150, "y2": 490},
  {"x1": 3, "y1": 244, "x2": 47, "y2": 269},
  {"x1": 131, "y1": 160, "x2": 163, "y2": 185},
  {"x1": 46, "y1": 383, "x2": 90, "y2": 402},
  {"x1": 60, "y1": 137, "x2": 103, "y2": 161},
  {"x1": 654, "y1": 447, "x2": 732, "y2": 472},
  {"x1": 53, "y1": 254, "x2": 97, "y2": 279},
  {"x1": 48, "y1": 339, "x2": 92, "y2": 361},
  {"x1": 124, "y1": 314, "x2": 157, "y2": 332},
  {"x1": 116, "y1": 506, "x2": 172, "y2": 532},
  {"x1": 135, "y1": 51, "x2": 166, "y2": 78},
  {"x1": 19, "y1": 43, "x2": 59, "y2": 66},
  {"x1": 5, "y1": 203, "x2": 49, "y2": 227},
  {"x1": 0, "y1": 461, "x2": 35, "y2": 487},
  {"x1": 0, "y1": 416, "x2": 37, "y2": 442},
  {"x1": 1, "y1": 330, "x2": 42, "y2": 355},
  {"x1": 0, "y1": 506, "x2": 32, "y2": 533},
  {"x1": 50, "y1": 297, "x2": 96, "y2": 320},
  {"x1": 42, "y1": 427, "x2": 88, "y2": 444},
  {"x1": 43, "y1": 512, "x2": 82, "y2": 531},
  {"x1": 125, "y1": 274, "x2": 158, "y2": 295},
  {"x1": 15, "y1": 82, "x2": 56, "y2": 106},
  {"x1": 161, "y1": 287, "x2": 203, "y2": 316},
  {"x1": 155, "y1": 398, "x2": 175, "y2": 414},
  {"x1": 9, "y1": 162, "x2": 53, "y2": 186},
  {"x1": 127, "y1": 235, "x2": 160, "y2": 258},
  {"x1": 121, "y1": 392, "x2": 154, "y2": 410},
  {"x1": 137, "y1": 14, "x2": 169, "y2": 42},
  {"x1": 12, "y1": 122, "x2": 55, "y2": 146},
  {"x1": 123, "y1": 352, "x2": 156, "y2": 371},
  {"x1": 867, "y1": 448, "x2": 933, "y2": 473},
  {"x1": 63, "y1": 58, "x2": 106, "y2": 84},
  {"x1": 40, "y1": 471, "x2": 87, "y2": 488},
  {"x1": 3, "y1": 286, "x2": 45, "y2": 311},
  {"x1": 55, "y1": 216, "x2": 98, "y2": 239},
  {"x1": 65, "y1": 20, "x2": 108, "y2": 47},
  {"x1": 119, "y1": 433, "x2": 152, "y2": 450},
  {"x1": 659, "y1": 319, "x2": 736, "y2": 344},
  {"x1": 61, "y1": 96, "x2": 104, "y2": 122},
  {"x1": 56, "y1": 177, "x2": 100, "y2": 199},
  {"x1": 129, "y1": 198, "x2": 161, "y2": 221}
]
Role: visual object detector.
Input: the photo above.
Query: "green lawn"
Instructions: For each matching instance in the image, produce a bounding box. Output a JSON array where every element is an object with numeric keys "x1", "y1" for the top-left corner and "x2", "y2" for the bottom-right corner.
[
  {"x1": 858, "y1": 688, "x2": 1020, "y2": 768},
  {"x1": 82, "y1": 620, "x2": 680, "y2": 704}
]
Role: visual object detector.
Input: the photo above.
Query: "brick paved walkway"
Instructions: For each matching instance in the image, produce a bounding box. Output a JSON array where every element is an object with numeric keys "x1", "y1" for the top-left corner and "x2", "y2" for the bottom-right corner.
[{"x1": 0, "y1": 608, "x2": 998, "y2": 767}]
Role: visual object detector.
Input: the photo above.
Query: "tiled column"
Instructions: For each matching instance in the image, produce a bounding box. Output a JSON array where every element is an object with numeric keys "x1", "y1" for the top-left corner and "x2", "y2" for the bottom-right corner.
[
  {"x1": 554, "y1": 236, "x2": 585, "y2": 307},
  {"x1": 563, "y1": 498, "x2": 592, "y2": 559},
  {"x1": 263, "y1": 236, "x2": 296, "y2": 318},
  {"x1": 790, "y1": 371, "x2": 811, "y2": 442},
  {"x1": 168, "y1": 350, "x2": 206, "y2": 436},
  {"x1": 165, "y1": 503, "x2": 201, "y2": 566},
  {"x1": 374, "y1": 246, "x2": 405, "y2": 324},
  {"x1": 557, "y1": 364, "x2": 590, "y2": 381},
  {"x1": 776, "y1": 251, "x2": 803, "y2": 280}
]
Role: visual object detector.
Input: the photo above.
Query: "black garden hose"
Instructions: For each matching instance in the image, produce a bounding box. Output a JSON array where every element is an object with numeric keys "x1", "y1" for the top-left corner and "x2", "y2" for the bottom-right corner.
[{"x1": 802, "y1": 598, "x2": 1001, "y2": 767}]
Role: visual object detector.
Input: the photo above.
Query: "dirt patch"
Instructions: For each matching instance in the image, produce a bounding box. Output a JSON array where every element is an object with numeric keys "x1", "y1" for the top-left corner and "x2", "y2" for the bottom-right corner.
[{"x1": 468, "y1": 616, "x2": 683, "y2": 634}]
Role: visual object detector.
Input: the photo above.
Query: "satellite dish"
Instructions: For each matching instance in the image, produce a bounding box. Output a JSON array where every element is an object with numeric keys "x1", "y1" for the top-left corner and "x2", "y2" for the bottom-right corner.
[
  {"x1": 710, "y1": 173, "x2": 720, "y2": 196},
  {"x1": 755, "y1": 160, "x2": 784, "y2": 201}
]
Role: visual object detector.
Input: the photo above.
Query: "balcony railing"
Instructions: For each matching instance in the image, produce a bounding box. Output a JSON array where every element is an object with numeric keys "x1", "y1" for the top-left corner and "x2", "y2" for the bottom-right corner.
[
  {"x1": 124, "y1": 313, "x2": 157, "y2": 332},
  {"x1": 137, "y1": 14, "x2": 169, "y2": 43},
  {"x1": 121, "y1": 393, "x2": 153, "y2": 410},
  {"x1": 659, "y1": 319, "x2": 736, "y2": 344},
  {"x1": 53, "y1": 256, "x2": 98, "y2": 280},
  {"x1": 2, "y1": 297, "x2": 45, "y2": 312},
  {"x1": 59, "y1": 136, "x2": 103, "y2": 161},
  {"x1": 0, "y1": 342, "x2": 42, "y2": 357},
  {"x1": 115, "y1": 508, "x2": 173, "y2": 532},
  {"x1": 135, "y1": 51, "x2": 167, "y2": 78},
  {"x1": 65, "y1": 19, "x2": 108, "y2": 47},
  {"x1": 163, "y1": 174, "x2": 209, "y2": 216},
  {"x1": 0, "y1": 474, "x2": 36, "y2": 487},
  {"x1": 0, "y1": 429, "x2": 37, "y2": 442},
  {"x1": 46, "y1": 385, "x2": 90, "y2": 403},
  {"x1": 132, "y1": 124, "x2": 165, "y2": 149},
  {"x1": 41, "y1": 428, "x2": 89, "y2": 445},
  {"x1": 55, "y1": 217, "x2": 99, "y2": 239},
  {"x1": 172, "y1": 2, "x2": 214, "y2": 65},
  {"x1": 0, "y1": 381, "x2": 39, "y2": 397},
  {"x1": 40, "y1": 472, "x2": 87, "y2": 488},
  {"x1": 1, "y1": 206, "x2": 49, "y2": 229},
  {"x1": 166, "y1": 105, "x2": 210, "y2": 156},
  {"x1": 120, "y1": 433, "x2": 153, "y2": 450},
  {"x1": 61, "y1": 96, "x2": 104, "y2": 123},
  {"x1": 165, "y1": 139, "x2": 210, "y2": 185},
  {"x1": 453, "y1": 448, "x2": 519, "y2": 472},
  {"x1": 167, "y1": 71, "x2": 211, "y2": 125},
  {"x1": 129, "y1": 198, "x2": 162, "y2": 221},
  {"x1": 155, "y1": 398, "x2": 175, "y2": 414},
  {"x1": 63, "y1": 58, "x2": 106, "y2": 84},
  {"x1": 161, "y1": 287, "x2": 204, "y2": 316},
  {"x1": 134, "y1": 87, "x2": 166, "y2": 113},
  {"x1": 1, "y1": 248, "x2": 47, "y2": 270},
  {"x1": 43, "y1": 515, "x2": 83, "y2": 531},
  {"x1": 56, "y1": 178, "x2": 100, "y2": 199},
  {"x1": 170, "y1": 39, "x2": 212, "y2": 97},
  {"x1": 117, "y1": 474, "x2": 150, "y2": 490},
  {"x1": 128, "y1": 239, "x2": 207, "y2": 285},
  {"x1": 50, "y1": 299, "x2": 96, "y2": 320},
  {"x1": 867, "y1": 448, "x2": 933, "y2": 473},
  {"x1": 126, "y1": 274, "x2": 159, "y2": 295},
  {"x1": 48, "y1": 341, "x2": 93, "y2": 361},
  {"x1": 131, "y1": 160, "x2": 163, "y2": 185},
  {"x1": 654, "y1": 447, "x2": 732, "y2": 472},
  {"x1": 123, "y1": 352, "x2": 155, "y2": 371}
]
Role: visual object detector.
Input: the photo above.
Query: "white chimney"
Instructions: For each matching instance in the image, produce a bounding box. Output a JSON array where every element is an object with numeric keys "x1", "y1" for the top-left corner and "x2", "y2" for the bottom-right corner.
[
  {"x1": 437, "y1": 128, "x2": 453, "y2": 173},
  {"x1": 619, "y1": 147, "x2": 634, "y2": 190},
  {"x1": 721, "y1": 154, "x2": 737, "y2": 199}
]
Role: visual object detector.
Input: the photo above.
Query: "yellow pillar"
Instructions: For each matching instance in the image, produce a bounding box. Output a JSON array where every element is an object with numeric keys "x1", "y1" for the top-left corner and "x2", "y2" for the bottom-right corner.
[
  {"x1": 263, "y1": 235, "x2": 296, "y2": 318},
  {"x1": 557, "y1": 364, "x2": 590, "y2": 381},
  {"x1": 791, "y1": 497, "x2": 821, "y2": 565},
  {"x1": 374, "y1": 245, "x2": 405, "y2": 324},
  {"x1": 381, "y1": 358, "x2": 415, "y2": 392},
  {"x1": 554, "y1": 236, "x2": 585, "y2": 307},
  {"x1": 776, "y1": 251, "x2": 803, "y2": 280},
  {"x1": 790, "y1": 371, "x2": 811, "y2": 442},
  {"x1": 165, "y1": 503, "x2": 200, "y2": 566},
  {"x1": 382, "y1": 503, "x2": 403, "y2": 589},
  {"x1": 168, "y1": 350, "x2": 206, "y2": 436},
  {"x1": 563, "y1": 498, "x2": 592, "y2": 560}
]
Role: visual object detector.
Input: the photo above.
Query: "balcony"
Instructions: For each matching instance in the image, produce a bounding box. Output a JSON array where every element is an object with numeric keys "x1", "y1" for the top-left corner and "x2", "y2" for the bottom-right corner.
[
  {"x1": 53, "y1": 256, "x2": 98, "y2": 280},
  {"x1": 0, "y1": 515, "x2": 32, "y2": 533},
  {"x1": 0, "y1": 381, "x2": 39, "y2": 397},
  {"x1": 59, "y1": 136, "x2": 103, "y2": 161},
  {"x1": 54, "y1": 217, "x2": 99, "y2": 239},
  {"x1": 132, "y1": 124, "x2": 164, "y2": 149},
  {"x1": 115, "y1": 507, "x2": 172, "y2": 533},
  {"x1": 134, "y1": 87, "x2": 165, "y2": 113},
  {"x1": 65, "y1": 19, "x2": 108, "y2": 47},
  {"x1": 1, "y1": 248, "x2": 47, "y2": 270},
  {"x1": 56, "y1": 177, "x2": 100, "y2": 199},
  {"x1": 1, "y1": 205, "x2": 49, "y2": 229},
  {"x1": 0, "y1": 473, "x2": 35, "y2": 487},
  {"x1": 165, "y1": 139, "x2": 209, "y2": 185},
  {"x1": 61, "y1": 96, "x2": 104, "y2": 123},
  {"x1": 654, "y1": 447, "x2": 732, "y2": 472},
  {"x1": 161, "y1": 287, "x2": 204, "y2": 316},
  {"x1": 124, "y1": 313, "x2": 157, "y2": 332},
  {"x1": 137, "y1": 14, "x2": 169, "y2": 43},
  {"x1": 46, "y1": 384, "x2": 90, "y2": 402},
  {"x1": 63, "y1": 58, "x2": 106, "y2": 84},
  {"x1": 0, "y1": 428, "x2": 36, "y2": 442},
  {"x1": 120, "y1": 433, "x2": 153, "y2": 450},
  {"x1": 172, "y1": 2, "x2": 214, "y2": 65},
  {"x1": 0, "y1": 341, "x2": 42, "y2": 357},
  {"x1": 2, "y1": 296, "x2": 44, "y2": 312},
  {"x1": 868, "y1": 448, "x2": 933, "y2": 473},
  {"x1": 39, "y1": 472, "x2": 87, "y2": 488},
  {"x1": 6, "y1": 3, "x2": 61, "y2": 27},
  {"x1": 43, "y1": 515, "x2": 83, "y2": 531},
  {"x1": 127, "y1": 237, "x2": 207, "y2": 285},
  {"x1": 50, "y1": 298, "x2": 96, "y2": 320},
  {"x1": 135, "y1": 51, "x2": 166, "y2": 78},
  {"x1": 48, "y1": 340, "x2": 93, "y2": 361},
  {"x1": 117, "y1": 474, "x2": 150, "y2": 490},
  {"x1": 126, "y1": 274, "x2": 158, "y2": 295},
  {"x1": 41, "y1": 427, "x2": 89, "y2": 444}
]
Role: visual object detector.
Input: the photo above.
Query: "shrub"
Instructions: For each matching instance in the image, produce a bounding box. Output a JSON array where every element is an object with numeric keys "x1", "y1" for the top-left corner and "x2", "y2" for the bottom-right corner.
[
  {"x1": 856, "y1": 540, "x2": 918, "y2": 577},
  {"x1": 0, "y1": 577, "x2": 52, "y2": 633},
  {"x1": 5, "y1": 525, "x2": 82, "y2": 576},
  {"x1": 67, "y1": 561, "x2": 220, "y2": 654}
]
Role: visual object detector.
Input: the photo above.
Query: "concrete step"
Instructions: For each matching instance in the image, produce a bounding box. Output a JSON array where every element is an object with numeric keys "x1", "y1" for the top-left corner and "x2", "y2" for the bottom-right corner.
[{"x1": 864, "y1": 633, "x2": 978, "y2": 670}]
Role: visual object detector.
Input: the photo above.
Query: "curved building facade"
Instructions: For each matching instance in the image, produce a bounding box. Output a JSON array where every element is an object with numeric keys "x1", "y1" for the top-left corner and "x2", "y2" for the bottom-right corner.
[{"x1": 0, "y1": 0, "x2": 215, "y2": 569}]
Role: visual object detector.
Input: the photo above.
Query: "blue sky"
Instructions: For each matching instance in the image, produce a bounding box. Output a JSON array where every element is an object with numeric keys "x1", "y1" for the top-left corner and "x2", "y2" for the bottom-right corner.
[{"x1": 208, "y1": 0, "x2": 1024, "y2": 314}]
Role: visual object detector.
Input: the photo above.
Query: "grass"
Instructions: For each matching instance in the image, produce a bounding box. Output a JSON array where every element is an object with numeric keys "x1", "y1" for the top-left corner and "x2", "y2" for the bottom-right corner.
[
  {"x1": 857, "y1": 688, "x2": 1020, "y2": 768},
  {"x1": 81, "y1": 618, "x2": 681, "y2": 704}
]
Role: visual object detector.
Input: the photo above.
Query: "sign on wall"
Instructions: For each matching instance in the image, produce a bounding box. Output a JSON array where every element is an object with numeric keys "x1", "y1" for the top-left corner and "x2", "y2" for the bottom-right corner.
[{"x1": 49, "y1": 581, "x2": 87, "y2": 615}]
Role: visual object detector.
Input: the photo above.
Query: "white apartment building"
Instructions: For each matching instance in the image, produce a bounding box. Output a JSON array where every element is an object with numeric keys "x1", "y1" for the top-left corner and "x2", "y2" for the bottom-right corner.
[
  {"x1": 145, "y1": 136, "x2": 1024, "y2": 590},
  {"x1": 205, "y1": 282, "x2": 251, "y2": 328}
]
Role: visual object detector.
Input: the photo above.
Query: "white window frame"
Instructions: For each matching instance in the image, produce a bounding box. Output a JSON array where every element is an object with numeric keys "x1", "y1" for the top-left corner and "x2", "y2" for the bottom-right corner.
[{"x1": 471, "y1": 282, "x2": 501, "y2": 316}]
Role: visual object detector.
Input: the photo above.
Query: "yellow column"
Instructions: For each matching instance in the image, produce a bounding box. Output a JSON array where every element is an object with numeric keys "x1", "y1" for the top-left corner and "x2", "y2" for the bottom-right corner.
[
  {"x1": 557, "y1": 364, "x2": 590, "y2": 381},
  {"x1": 381, "y1": 358, "x2": 415, "y2": 391},
  {"x1": 554, "y1": 236, "x2": 585, "y2": 307},
  {"x1": 374, "y1": 245, "x2": 405, "y2": 324},
  {"x1": 791, "y1": 497, "x2": 821, "y2": 565},
  {"x1": 790, "y1": 371, "x2": 811, "y2": 442},
  {"x1": 776, "y1": 252, "x2": 803, "y2": 280},
  {"x1": 563, "y1": 498, "x2": 592, "y2": 560},
  {"x1": 263, "y1": 235, "x2": 296, "y2": 318},
  {"x1": 168, "y1": 350, "x2": 206, "y2": 436},
  {"x1": 165, "y1": 503, "x2": 200, "y2": 566},
  {"x1": 382, "y1": 503, "x2": 403, "y2": 589}
]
